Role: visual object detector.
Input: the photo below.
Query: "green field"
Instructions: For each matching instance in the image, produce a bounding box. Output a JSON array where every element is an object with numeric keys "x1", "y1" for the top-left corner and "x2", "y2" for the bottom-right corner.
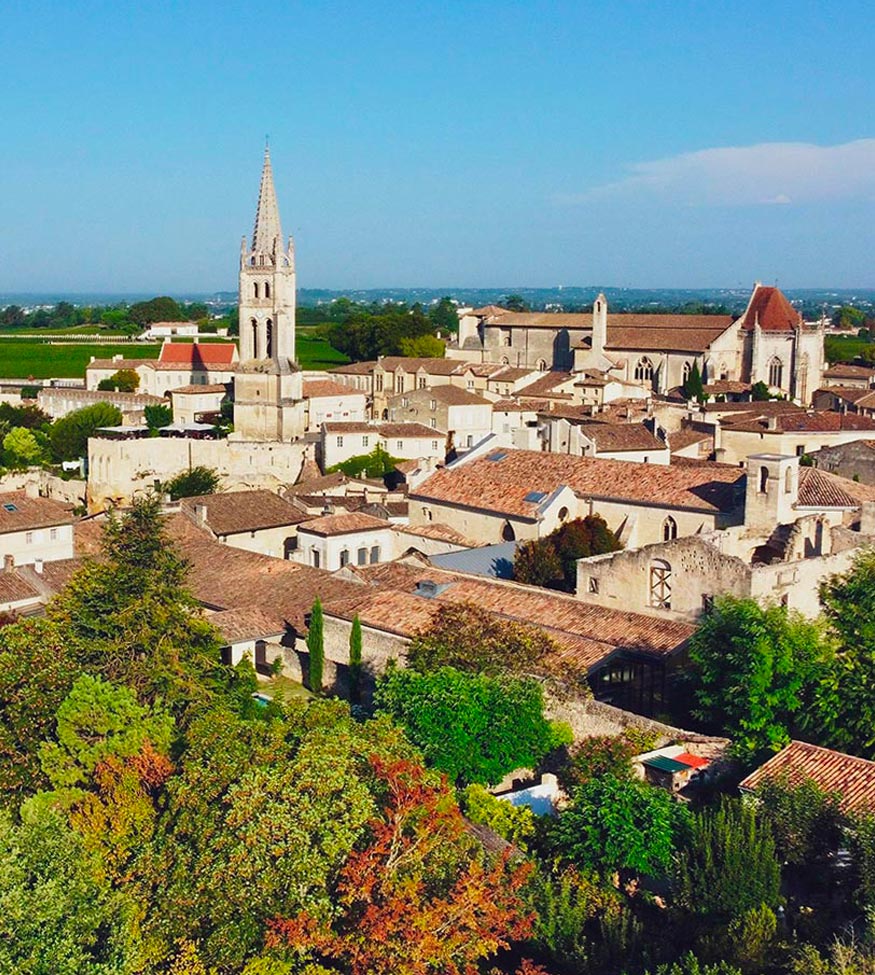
[
  {"x1": 0, "y1": 333, "x2": 348, "y2": 379},
  {"x1": 824, "y1": 333, "x2": 874, "y2": 364}
]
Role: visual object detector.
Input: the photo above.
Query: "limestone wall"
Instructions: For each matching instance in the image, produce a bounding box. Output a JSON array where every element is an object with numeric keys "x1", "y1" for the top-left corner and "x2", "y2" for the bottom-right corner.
[{"x1": 87, "y1": 437, "x2": 307, "y2": 510}]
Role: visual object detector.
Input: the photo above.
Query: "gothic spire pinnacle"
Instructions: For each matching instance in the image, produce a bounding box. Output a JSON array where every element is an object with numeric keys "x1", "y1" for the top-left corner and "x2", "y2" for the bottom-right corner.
[{"x1": 251, "y1": 145, "x2": 284, "y2": 255}]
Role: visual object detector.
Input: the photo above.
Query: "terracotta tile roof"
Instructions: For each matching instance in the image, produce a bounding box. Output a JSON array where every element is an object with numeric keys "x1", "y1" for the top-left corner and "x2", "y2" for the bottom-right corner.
[
  {"x1": 297, "y1": 512, "x2": 390, "y2": 537},
  {"x1": 515, "y1": 373, "x2": 576, "y2": 399},
  {"x1": 165, "y1": 515, "x2": 362, "y2": 631},
  {"x1": 669, "y1": 430, "x2": 712, "y2": 452},
  {"x1": 740, "y1": 740, "x2": 875, "y2": 814},
  {"x1": 322, "y1": 587, "x2": 443, "y2": 639},
  {"x1": 158, "y1": 342, "x2": 237, "y2": 366},
  {"x1": 334, "y1": 560, "x2": 694, "y2": 671},
  {"x1": 470, "y1": 304, "x2": 509, "y2": 317},
  {"x1": 412, "y1": 449, "x2": 744, "y2": 517},
  {"x1": 0, "y1": 493, "x2": 74, "y2": 534},
  {"x1": 797, "y1": 467, "x2": 875, "y2": 508},
  {"x1": 824, "y1": 364, "x2": 875, "y2": 380},
  {"x1": 25, "y1": 557, "x2": 81, "y2": 593},
  {"x1": 487, "y1": 367, "x2": 536, "y2": 382},
  {"x1": 738, "y1": 286, "x2": 803, "y2": 332},
  {"x1": 723, "y1": 411, "x2": 875, "y2": 434},
  {"x1": 702, "y1": 400, "x2": 805, "y2": 414},
  {"x1": 492, "y1": 399, "x2": 543, "y2": 412},
  {"x1": 702, "y1": 381, "x2": 751, "y2": 394},
  {"x1": 576, "y1": 422, "x2": 666, "y2": 453},
  {"x1": 169, "y1": 384, "x2": 228, "y2": 395},
  {"x1": 86, "y1": 357, "x2": 158, "y2": 371},
  {"x1": 606, "y1": 321, "x2": 733, "y2": 353},
  {"x1": 394, "y1": 522, "x2": 472, "y2": 545},
  {"x1": 418, "y1": 386, "x2": 491, "y2": 406},
  {"x1": 377, "y1": 357, "x2": 460, "y2": 376},
  {"x1": 378, "y1": 422, "x2": 442, "y2": 438},
  {"x1": 303, "y1": 379, "x2": 365, "y2": 399},
  {"x1": 322, "y1": 422, "x2": 374, "y2": 434},
  {"x1": 289, "y1": 470, "x2": 388, "y2": 496},
  {"x1": 481, "y1": 312, "x2": 593, "y2": 329},
  {"x1": 329, "y1": 360, "x2": 377, "y2": 375},
  {"x1": 208, "y1": 607, "x2": 287, "y2": 643},
  {"x1": 0, "y1": 570, "x2": 41, "y2": 605},
  {"x1": 180, "y1": 490, "x2": 308, "y2": 535}
]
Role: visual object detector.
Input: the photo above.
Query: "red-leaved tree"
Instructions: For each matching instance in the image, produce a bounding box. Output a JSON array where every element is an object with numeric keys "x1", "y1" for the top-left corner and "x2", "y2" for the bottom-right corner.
[{"x1": 267, "y1": 756, "x2": 536, "y2": 975}]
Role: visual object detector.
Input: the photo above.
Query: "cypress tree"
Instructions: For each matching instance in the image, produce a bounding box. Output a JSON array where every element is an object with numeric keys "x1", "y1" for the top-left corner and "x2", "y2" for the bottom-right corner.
[
  {"x1": 683, "y1": 362, "x2": 705, "y2": 403},
  {"x1": 307, "y1": 597, "x2": 324, "y2": 694},
  {"x1": 349, "y1": 615, "x2": 363, "y2": 703}
]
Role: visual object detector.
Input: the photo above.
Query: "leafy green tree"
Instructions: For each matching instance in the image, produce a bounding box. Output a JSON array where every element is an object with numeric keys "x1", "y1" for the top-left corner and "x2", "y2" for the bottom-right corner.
[
  {"x1": 683, "y1": 361, "x2": 705, "y2": 402},
  {"x1": 374, "y1": 665, "x2": 566, "y2": 786},
  {"x1": 2, "y1": 427, "x2": 46, "y2": 468},
  {"x1": 645, "y1": 954, "x2": 743, "y2": 975},
  {"x1": 462, "y1": 783, "x2": 536, "y2": 849},
  {"x1": 144, "y1": 403, "x2": 172, "y2": 431},
  {"x1": 0, "y1": 402, "x2": 50, "y2": 430},
  {"x1": 398, "y1": 334, "x2": 445, "y2": 357},
  {"x1": 812, "y1": 550, "x2": 875, "y2": 756},
  {"x1": 96, "y1": 368, "x2": 139, "y2": 392},
  {"x1": 751, "y1": 381, "x2": 771, "y2": 401},
  {"x1": 502, "y1": 294, "x2": 529, "y2": 312},
  {"x1": 128, "y1": 295, "x2": 185, "y2": 325},
  {"x1": 48, "y1": 494, "x2": 227, "y2": 716},
  {"x1": 307, "y1": 598, "x2": 324, "y2": 693},
  {"x1": 557, "y1": 734, "x2": 637, "y2": 792},
  {"x1": 548, "y1": 774, "x2": 690, "y2": 877},
  {"x1": 39, "y1": 674, "x2": 173, "y2": 790},
  {"x1": 407, "y1": 601, "x2": 558, "y2": 678},
  {"x1": 688, "y1": 596, "x2": 827, "y2": 761},
  {"x1": 151, "y1": 702, "x2": 416, "y2": 970},
  {"x1": 755, "y1": 776, "x2": 844, "y2": 865},
  {"x1": 162, "y1": 465, "x2": 220, "y2": 500},
  {"x1": 674, "y1": 799, "x2": 781, "y2": 920},
  {"x1": 0, "y1": 619, "x2": 81, "y2": 802},
  {"x1": 49, "y1": 402, "x2": 122, "y2": 462},
  {"x1": 514, "y1": 517, "x2": 620, "y2": 592},
  {"x1": 428, "y1": 296, "x2": 459, "y2": 333},
  {"x1": 833, "y1": 305, "x2": 868, "y2": 330},
  {"x1": 348, "y1": 614, "x2": 362, "y2": 703},
  {"x1": 0, "y1": 807, "x2": 139, "y2": 974},
  {"x1": 327, "y1": 444, "x2": 399, "y2": 479}
]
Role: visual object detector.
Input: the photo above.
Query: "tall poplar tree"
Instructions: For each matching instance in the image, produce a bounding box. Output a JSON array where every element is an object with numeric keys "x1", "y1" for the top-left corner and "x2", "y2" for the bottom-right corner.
[
  {"x1": 349, "y1": 615, "x2": 362, "y2": 703},
  {"x1": 308, "y1": 598, "x2": 324, "y2": 694}
]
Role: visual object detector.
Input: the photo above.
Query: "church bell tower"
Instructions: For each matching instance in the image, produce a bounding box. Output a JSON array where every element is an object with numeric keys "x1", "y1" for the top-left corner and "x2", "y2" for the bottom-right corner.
[{"x1": 234, "y1": 146, "x2": 305, "y2": 441}]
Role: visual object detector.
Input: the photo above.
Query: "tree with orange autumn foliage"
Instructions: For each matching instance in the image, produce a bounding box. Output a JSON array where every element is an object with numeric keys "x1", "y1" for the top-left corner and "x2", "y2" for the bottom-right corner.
[{"x1": 267, "y1": 756, "x2": 536, "y2": 975}]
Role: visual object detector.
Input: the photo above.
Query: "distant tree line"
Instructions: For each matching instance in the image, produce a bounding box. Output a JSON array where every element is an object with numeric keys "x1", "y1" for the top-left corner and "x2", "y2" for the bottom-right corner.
[{"x1": 0, "y1": 296, "x2": 215, "y2": 333}]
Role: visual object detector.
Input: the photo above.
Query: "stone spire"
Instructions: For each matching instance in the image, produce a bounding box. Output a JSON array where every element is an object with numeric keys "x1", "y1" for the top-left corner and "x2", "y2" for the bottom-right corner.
[{"x1": 251, "y1": 145, "x2": 284, "y2": 255}]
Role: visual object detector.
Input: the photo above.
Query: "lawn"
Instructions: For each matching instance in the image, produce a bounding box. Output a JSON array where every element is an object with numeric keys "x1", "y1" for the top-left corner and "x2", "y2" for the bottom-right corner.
[
  {"x1": 0, "y1": 341, "x2": 164, "y2": 379},
  {"x1": 262, "y1": 674, "x2": 313, "y2": 702},
  {"x1": 824, "y1": 333, "x2": 874, "y2": 364},
  {"x1": 0, "y1": 334, "x2": 347, "y2": 379}
]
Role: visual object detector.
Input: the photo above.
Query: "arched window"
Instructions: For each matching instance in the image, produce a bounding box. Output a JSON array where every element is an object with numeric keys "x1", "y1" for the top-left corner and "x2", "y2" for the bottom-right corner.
[
  {"x1": 502, "y1": 521, "x2": 516, "y2": 542},
  {"x1": 759, "y1": 466, "x2": 769, "y2": 494},
  {"x1": 500, "y1": 356, "x2": 510, "y2": 366},
  {"x1": 634, "y1": 357, "x2": 654, "y2": 382},
  {"x1": 558, "y1": 506, "x2": 569, "y2": 521},
  {"x1": 265, "y1": 281, "x2": 271, "y2": 299},
  {"x1": 251, "y1": 318, "x2": 258, "y2": 359},
  {"x1": 682, "y1": 361, "x2": 692, "y2": 384},
  {"x1": 266, "y1": 319, "x2": 273, "y2": 358},
  {"x1": 536, "y1": 358, "x2": 547, "y2": 371},
  {"x1": 768, "y1": 356, "x2": 783, "y2": 388},
  {"x1": 663, "y1": 516, "x2": 678, "y2": 541},
  {"x1": 785, "y1": 466, "x2": 793, "y2": 494},
  {"x1": 253, "y1": 282, "x2": 260, "y2": 299},
  {"x1": 649, "y1": 559, "x2": 672, "y2": 609},
  {"x1": 339, "y1": 549, "x2": 350, "y2": 568}
]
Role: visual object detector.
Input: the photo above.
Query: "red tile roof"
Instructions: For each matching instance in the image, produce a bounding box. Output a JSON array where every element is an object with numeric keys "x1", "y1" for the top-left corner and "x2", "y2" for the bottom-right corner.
[
  {"x1": 740, "y1": 740, "x2": 875, "y2": 814},
  {"x1": 180, "y1": 490, "x2": 308, "y2": 535},
  {"x1": 303, "y1": 379, "x2": 366, "y2": 399},
  {"x1": 209, "y1": 607, "x2": 287, "y2": 643},
  {"x1": 796, "y1": 467, "x2": 875, "y2": 508},
  {"x1": 0, "y1": 493, "x2": 74, "y2": 534},
  {"x1": 722, "y1": 411, "x2": 875, "y2": 434},
  {"x1": 412, "y1": 449, "x2": 744, "y2": 518},
  {"x1": 824, "y1": 364, "x2": 875, "y2": 380},
  {"x1": 158, "y1": 342, "x2": 237, "y2": 367},
  {"x1": 298, "y1": 512, "x2": 390, "y2": 537},
  {"x1": 576, "y1": 422, "x2": 666, "y2": 453},
  {"x1": 739, "y1": 285, "x2": 803, "y2": 332}
]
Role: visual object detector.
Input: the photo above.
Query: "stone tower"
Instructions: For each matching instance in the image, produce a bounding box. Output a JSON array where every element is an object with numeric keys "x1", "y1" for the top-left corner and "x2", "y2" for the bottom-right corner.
[{"x1": 234, "y1": 147, "x2": 305, "y2": 441}]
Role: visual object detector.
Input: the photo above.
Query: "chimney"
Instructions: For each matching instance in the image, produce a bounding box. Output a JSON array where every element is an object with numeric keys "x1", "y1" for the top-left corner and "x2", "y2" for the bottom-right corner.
[
  {"x1": 24, "y1": 480, "x2": 39, "y2": 499},
  {"x1": 3, "y1": 555, "x2": 13, "y2": 572},
  {"x1": 33, "y1": 558, "x2": 43, "y2": 575},
  {"x1": 767, "y1": 414, "x2": 779, "y2": 431},
  {"x1": 194, "y1": 503, "x2": 207, "y2": 525},
  {"x1": 861, "y1": 502, "x2": 875, "y2": 536}
]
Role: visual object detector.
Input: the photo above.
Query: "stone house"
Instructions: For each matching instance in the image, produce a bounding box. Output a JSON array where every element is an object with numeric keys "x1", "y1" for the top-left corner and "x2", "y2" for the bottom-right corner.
[
  {"x1": 538, "y1": 414, "x2": 670, "y2": 464},
  {"x1": 169, "y1": 384, "x2": 228, "y2": 425},
  {"x1": 293, "y1": 512, "x2": 397, "y2": 570},
  {"x1": 301, "y1": 379, "x2": 367, "y2": 432},
  {"x1": 179, "y1": 489, "x2": 309, "y2": 559},
  {"x1": 409, "y1": 447, "x2": 744, "y2": 547},
  {"x1": 86, "y1": 343, "x2": 238, "y2": 396},
  {"x1": 319, "y1": 421, "x2": 444, "y2": 470},
  {"x1": 811, "y1": 386, "x2": 875, "y2": 417},
  {"x1": 386, "y1": 386, "x2": 494, "y2": 451},
  {"x1": 0, "y1": 491, "x2": 75, "y2": 567},
  {"x1": 37, "y1": 386, "x2": 167, "y2": 420},
  {"x1": 820, "y1": 363, "x2": 875, "y2": 389},
  {"x1": 575, "y1": 454, "x2": 875, "y2": 622},
  {"x1": 811, "y1": 439, "x2": 875, "y2": 484}
]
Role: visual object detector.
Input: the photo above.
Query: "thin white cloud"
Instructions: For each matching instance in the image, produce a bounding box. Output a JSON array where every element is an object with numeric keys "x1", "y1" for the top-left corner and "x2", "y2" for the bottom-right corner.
[{"x1": 564, "y1": 139, "x2": 875, "y2": 207}]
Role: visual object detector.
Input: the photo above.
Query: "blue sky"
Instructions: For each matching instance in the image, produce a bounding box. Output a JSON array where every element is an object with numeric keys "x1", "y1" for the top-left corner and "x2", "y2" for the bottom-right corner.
[{"x1": 1, "y1": 1, "x2": 873, "y2": 292}]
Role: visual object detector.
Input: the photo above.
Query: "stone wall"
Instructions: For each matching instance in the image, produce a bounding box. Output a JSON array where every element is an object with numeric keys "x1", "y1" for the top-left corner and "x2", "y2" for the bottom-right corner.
[{"x1": 812, "y1": 441, "x2": 875, "y2": 485}]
